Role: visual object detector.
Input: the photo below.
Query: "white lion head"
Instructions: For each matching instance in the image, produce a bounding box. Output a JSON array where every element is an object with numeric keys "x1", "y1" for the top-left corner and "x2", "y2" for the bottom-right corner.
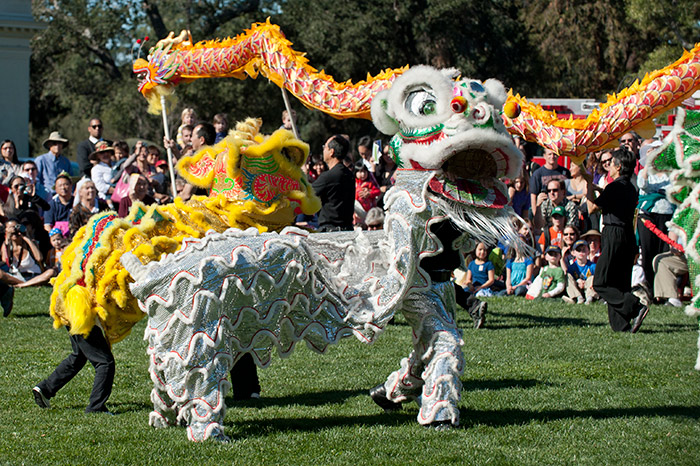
[{"x1": 371, "y1": 66, "x2": 522, "y2": 208}]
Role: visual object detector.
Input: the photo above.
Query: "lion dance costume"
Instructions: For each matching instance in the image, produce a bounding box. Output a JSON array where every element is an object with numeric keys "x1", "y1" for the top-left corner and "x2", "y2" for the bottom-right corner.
[{"x1": 46, "y1": 21, "x2": 700, "y2": 441}]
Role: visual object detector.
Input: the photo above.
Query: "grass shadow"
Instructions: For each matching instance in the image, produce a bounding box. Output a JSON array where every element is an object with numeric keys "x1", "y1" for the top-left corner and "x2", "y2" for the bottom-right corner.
[
  {"x1": 487, "y1": 311, "x2": 605, "y2": 329},
  {"x1": 226, "y1": 388, "x2": 366, "y2": 409},
  {"x1": 228, "y1": 404, "x2": 700, "y2": 437}
]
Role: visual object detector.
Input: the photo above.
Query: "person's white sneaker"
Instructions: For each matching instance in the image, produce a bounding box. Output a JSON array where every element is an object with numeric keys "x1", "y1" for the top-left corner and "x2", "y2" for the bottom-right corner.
[{"x1": 667, "y1": 298, "x2": 683, "y2": 308}]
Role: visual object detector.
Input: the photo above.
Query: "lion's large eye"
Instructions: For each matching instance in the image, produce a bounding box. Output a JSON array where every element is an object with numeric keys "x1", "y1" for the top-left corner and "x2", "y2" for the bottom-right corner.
[{"x1": 405, "y1": 89, "x2": 437, "y2": 116}]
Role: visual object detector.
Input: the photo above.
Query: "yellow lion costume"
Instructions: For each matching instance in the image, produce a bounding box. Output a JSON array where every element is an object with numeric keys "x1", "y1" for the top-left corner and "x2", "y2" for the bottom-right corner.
[{"x1": 50, "y1": 118, "x2": 321, "y2": 345}]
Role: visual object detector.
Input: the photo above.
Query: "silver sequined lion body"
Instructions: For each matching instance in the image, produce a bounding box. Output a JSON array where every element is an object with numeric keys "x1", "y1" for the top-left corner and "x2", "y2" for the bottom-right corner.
[{"x1": 122, "y1": 66, "x2": 523, "y2": 441}]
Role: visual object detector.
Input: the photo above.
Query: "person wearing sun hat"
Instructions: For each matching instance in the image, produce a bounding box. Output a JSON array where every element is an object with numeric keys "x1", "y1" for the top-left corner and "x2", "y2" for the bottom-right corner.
[
  {"x1": 35, "y1": 131, "x2": 73, "y2": 195},
  {"x1": 90, "y1": 141, "x2": 116, "y2": 201}
]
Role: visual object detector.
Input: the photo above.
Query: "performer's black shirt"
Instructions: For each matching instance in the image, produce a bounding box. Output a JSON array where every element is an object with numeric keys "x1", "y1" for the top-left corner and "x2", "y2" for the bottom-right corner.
[
  {"x1": 595, "y1": 176, "x2": 638, "y2": 229},
  {"x1": 312, "y1": 162, "x2": 355, "y2": 230}
]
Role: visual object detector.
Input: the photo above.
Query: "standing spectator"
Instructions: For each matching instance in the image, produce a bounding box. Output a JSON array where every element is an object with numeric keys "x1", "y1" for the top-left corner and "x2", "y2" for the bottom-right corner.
[
  {"x1": 43, "y1": 172, "x2": 73, "y2": 236},
  {"x1": 213, "y1": 113, "x2": 229, "y2": 144},
  {"x1": 586, "y1": 147, "x2": 648, "y2": 333},
  {"x1": 312, "y1": 135, "x2": 355, "y2": 232},
  {"x1": 69, "y1": 179, "x2": 108, "y2": 238},
  {"x1": 0, "y1": 139, "x2": 21, "y2": 185},
  {"x1": 636, "y1": 165, "x2": 675, "y2": 286},
  {"x1": 90, "y1": 141, "x2": 116, "y2": 202},
  {"x1": 76, "y1": 118, "x2": 111, "y2": 178},
  {"x1": 374, "y1": 144, "x2": 397, "y2": 207},
  {"x1": 529, "y1": 148, "x2": 570, "y2": 221},
  {"x1": 35, "y1": 131, "x2": 72, "y2": 195},
  {"x1": 534, "y1": 179, "x2": 579, "y2": 230}
]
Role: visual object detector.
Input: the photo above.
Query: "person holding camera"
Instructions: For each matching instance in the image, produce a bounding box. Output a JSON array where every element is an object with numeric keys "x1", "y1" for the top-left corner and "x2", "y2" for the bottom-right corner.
[{"x1": 1, "y1": 218, "x2": 43, "y2": 281}]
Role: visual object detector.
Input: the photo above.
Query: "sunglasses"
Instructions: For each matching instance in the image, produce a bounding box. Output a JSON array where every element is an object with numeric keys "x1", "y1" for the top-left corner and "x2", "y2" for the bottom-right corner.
[
  {"x1": 564, "y1": 233, "x2": 576, "y2": 236},
  {"x1": 601, "y1": 158, "x2": 612, "y2": 165},
  {"x1": 91, "y1": 124, "x2": 103, "y2": 129},
  {"x1": 547, "y1": 188, "x2": 560, "y2": 193},
  {"x1": 12, "y1": 184, "x2": 25, "y2": 189}
]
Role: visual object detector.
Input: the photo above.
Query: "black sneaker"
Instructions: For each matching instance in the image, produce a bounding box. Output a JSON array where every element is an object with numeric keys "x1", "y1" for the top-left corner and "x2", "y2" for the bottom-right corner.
[
  {"x1": 630, "y1": 305, "x2": 649, "y2": 334},
  {"x1": 369, "y1": 384, "x2": 402, "y2": 412},
  {"x1": 32, "y1": 386, "x2": 50, "y2": 409}
]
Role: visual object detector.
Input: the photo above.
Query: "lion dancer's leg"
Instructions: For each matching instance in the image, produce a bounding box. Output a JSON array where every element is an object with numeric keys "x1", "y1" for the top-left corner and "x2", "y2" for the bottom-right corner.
[{"x1": 370, "y1": 280, "x2": 464, "y2": 428}]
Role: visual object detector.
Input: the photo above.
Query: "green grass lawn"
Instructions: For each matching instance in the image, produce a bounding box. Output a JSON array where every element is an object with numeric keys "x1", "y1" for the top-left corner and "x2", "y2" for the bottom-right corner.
[{"x1": 1, "y1": 287, "x2": 699, "y2": 465}]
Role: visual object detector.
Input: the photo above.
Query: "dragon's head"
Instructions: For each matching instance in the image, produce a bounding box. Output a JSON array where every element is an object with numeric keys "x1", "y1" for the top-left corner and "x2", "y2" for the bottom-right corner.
[{"x1": 371, "y1": 66, "x2": 522, "y2": 208}]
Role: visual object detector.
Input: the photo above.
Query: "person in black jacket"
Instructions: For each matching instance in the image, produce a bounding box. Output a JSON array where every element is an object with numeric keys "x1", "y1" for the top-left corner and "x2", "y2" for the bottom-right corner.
[
  {"x1": 585, "y1": 147, "x2": 648, "y2": 333},
  {"x1": 312, "y1": 135, "x2": 355, "y2": 231},
  {"x1": 76, "y1": 118, "x2": 112, "y2": 179}
]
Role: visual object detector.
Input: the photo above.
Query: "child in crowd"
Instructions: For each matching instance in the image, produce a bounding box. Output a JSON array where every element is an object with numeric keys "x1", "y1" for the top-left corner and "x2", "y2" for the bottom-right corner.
[
  {"x1": 530, "y1": 245, "x2": 566, "y2": 299},
  {"x1": 354, "y1": 163, "x2": 381, "y2": 225},
  {"x1": 501, "y1": 222, "x2": 535, "y2": 296},
  {"x1": 508, "y1": 175, "x2": 530, "y2": 218},
  {"x1": 213, "y1": 113, "x2": 229, "y2": 144},
  {"x1": 559, "y1": 225, "x2": 579, "y2": 270},
  {"x1": 176, "y1": 107, "x2": 196, "y2": 147},
  {"x1": 45, "y1": 228, "x2": 67, "y2": 270},
  {"x1": 463, "y1": 242, "x2": 496, "y2": 297},
  {"x1": 563, "y1": 240, "x2": 597, "y2": 304},
  {"x1": 537, "y1": 205, "x2": 567, "y2": 252}
]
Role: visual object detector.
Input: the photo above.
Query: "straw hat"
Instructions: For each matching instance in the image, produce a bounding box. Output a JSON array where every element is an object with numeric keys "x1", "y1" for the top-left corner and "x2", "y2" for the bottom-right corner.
[
  {"x1": 42, "y1": 131, "x2": 69, "y2": 150},
  {"x1": 89, "y1": 140, "x2": 115, "y2": 161}
]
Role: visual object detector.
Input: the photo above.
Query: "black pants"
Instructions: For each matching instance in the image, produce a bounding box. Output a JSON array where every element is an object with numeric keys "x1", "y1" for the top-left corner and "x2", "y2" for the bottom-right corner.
[
  {"x1": 593, "y1": 225, "x2": 642, "y2": 331},
  {"x1": 637, "y1": 212, "x2": 672, "y2": 285},
  {"x1": 38, "y1": 326, "x2": 115, "y2": 412},
  {"x1": 230, "y1": 353, "x2": 260, "y2": 399}
]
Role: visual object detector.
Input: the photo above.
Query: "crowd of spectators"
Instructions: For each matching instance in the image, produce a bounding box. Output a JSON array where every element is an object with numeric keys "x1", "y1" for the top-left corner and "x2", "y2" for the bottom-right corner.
[{"x1": 3, "y1": 107, "x2": 688, "y2": 334}]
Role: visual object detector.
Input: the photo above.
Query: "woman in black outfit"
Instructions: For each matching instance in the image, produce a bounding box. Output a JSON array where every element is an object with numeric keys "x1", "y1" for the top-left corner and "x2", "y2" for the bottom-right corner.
[{"x1": 585, "y1": 147, "x2": 648, "y2": 333}]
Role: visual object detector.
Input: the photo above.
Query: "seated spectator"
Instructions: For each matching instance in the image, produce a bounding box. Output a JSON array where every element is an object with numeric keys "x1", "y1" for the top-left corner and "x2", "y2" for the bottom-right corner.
[
  {"x1": 529, "y1": 245, "x2": 566, "y2": 299},
  {"x1": 563, "y1": 240, "x2": 598, "y2": 304},
  {"x1": 537, "y1": 205, "x2": 567, "y2": 253},
  {"x1": 559, "y1": 225, "x2": 579, "y2": 270},
  {"x1": 90, "y1": 141, "x2": 116, "y2": 202},
  {"x1": 500, "y1": 221, "x2": 535, "y2": 297},
  {"x1": 176, "y1": 107, "x2": 196, "y2": 147},
  {"x1": 16, "y1": 228, "x2": 68, "y2": 288},
  {"x1": 364, "y1": 207, "x2": 385, "y2": 230},
  {"x1": 462, "y1": 242, "x2": 496, "y2": 297},
  {"x1": 508, "y1": 175, "x2": 530, "y2": 218},
  {"x1": 118, "y1": 173, "x2": 155, "y2": 218},
  {"x1": 580, "y1": 229, "x2": 601, "y2": 263},
  {"x1": 1, "y1": 219, "x2": 43, "y2": 282},
  {"x1": 69, "y1": 179, "x2": 108, "y2": 238},
  {"x1": 652, "y1": 234, "x2": 687, "y2": 307},
  {"x1": 354, "y1": 162, "x2": 381, "y2": 225},
  {"x1": 43, "y1": 172, "x2": 73, "y2": 236}
]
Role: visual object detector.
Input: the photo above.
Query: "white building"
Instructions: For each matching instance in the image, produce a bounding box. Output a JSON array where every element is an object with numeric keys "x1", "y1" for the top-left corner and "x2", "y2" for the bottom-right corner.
[{"x1": 0, "y1": 1, "x2": 43, "y2": 157}]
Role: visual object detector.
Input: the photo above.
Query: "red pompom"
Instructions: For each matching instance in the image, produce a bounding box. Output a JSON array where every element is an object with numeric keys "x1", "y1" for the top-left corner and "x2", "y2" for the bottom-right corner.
[
  {"x1": 144, "y1": 36, "x2": 149, "y2": 42},
  {"x1": 136, "y1": 39, "x2": 142, "y2": 44}
]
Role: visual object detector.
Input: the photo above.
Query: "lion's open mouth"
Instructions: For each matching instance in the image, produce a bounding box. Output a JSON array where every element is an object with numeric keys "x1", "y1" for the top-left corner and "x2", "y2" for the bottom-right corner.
[{"x1": 429, "y1": 148, "x2": 510, "y2": 208}]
